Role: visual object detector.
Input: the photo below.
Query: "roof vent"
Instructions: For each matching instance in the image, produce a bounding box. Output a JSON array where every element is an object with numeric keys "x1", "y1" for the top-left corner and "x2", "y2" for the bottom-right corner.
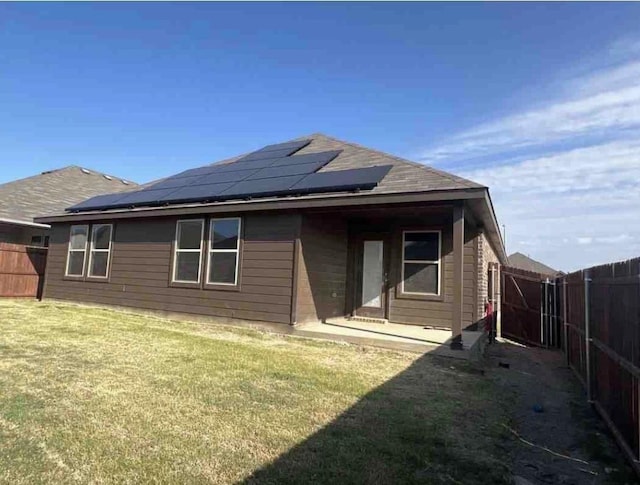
[
  {"x1": 103, "y1": 175, "x2": 113, "y2": 180},
  {"x1": 121, "y1": 180, "x2": 130, "y2": 185},
  {"x1": 81, "y1": 168, "x2": 91, "y2": 175}
]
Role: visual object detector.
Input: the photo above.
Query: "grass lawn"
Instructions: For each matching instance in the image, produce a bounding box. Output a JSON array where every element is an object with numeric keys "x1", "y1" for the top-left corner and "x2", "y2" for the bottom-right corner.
[{"x1": 0, "y1": 299, "x2": 510, "y2": 484}]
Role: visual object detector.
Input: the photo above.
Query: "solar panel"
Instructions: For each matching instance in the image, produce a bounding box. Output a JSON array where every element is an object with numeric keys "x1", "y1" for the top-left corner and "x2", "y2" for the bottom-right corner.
[
  {"x1": 244, "y1": 161, "x2": 328, "y2": 181},
  {"x1": 169, "y1": 166, "x2": 220, "y2": 180},
  {"x1": 236, "y1": 148, "x2": 299, "y2": 163},
  {"x1": 219, "y1": 175, "x2": 307, "y2": 198},
  {"x1": 147, "y1": 175, "x2": 203, "y2": 190},
  {"x1": 259, "y1": 139, "x2": 311, "y2": 153},
  {"x1": 291, "y1": 165, "x2": 392, "y2": 194},
  {"x1": 195, "y1": 168, "x2": 260, "y2": 185},
  {"x1": 66, "y1": 142, "x2": 395, "y2": 212},
  {"x1": 159, "y1": 182, "x2": 235, "y2": 204},
  {"x1": 67, "y1": 193, "x2": 130, "y2": 211},
  {"x1": 213, "y1": 157, "x2": 280, "y2": 172},
  {"x1": 111, "y1": 188, "x2": 180, "y2": 207},
  {"x1": 269, "y1": 150, "x2": 341, "y2": 167}
]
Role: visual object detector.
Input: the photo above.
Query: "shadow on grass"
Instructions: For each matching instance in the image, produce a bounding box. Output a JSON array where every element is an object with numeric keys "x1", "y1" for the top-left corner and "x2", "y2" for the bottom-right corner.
[{"x1": 242, "y1": 353, "x2": 510, "y2": 485}]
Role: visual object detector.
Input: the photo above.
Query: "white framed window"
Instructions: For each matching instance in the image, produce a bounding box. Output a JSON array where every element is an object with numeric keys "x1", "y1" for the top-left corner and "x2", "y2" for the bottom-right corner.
[
  {"x1": 207, "y1": 218, "x2": 241, "y2": 286},
  {"x1": 88, "y1": 224, "x2": 113, "y2": 278},
  {"x1": 65, "y1": 225, "x2": 89, "y2": 276},
  {"x1": 401, "y1": 230, "x2": 441, "y2": 296},
  {"x1": 172, "y1": 219, "x2": 205, "y2": 283}
]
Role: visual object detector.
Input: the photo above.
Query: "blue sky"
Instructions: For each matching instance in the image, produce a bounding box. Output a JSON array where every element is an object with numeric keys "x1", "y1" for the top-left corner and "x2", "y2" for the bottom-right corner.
[{"x1": 1, "y1": 3, "x2": 639, "y2": 270}]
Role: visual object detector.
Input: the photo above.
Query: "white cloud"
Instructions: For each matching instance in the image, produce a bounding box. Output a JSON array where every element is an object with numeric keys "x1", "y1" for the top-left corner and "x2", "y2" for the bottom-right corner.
[
  {"x1": 595, "y1": 234, "x2": 634, "y2": 244},
  {"x1": 420, "y1": 40, "x2": 640, "y2": 271},
  {"x1": 420, "y1": 56, "x2": 640, "y2": 163}
]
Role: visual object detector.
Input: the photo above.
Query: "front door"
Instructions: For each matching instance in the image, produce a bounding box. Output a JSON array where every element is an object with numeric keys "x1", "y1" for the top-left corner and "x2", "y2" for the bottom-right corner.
[{"x1": 354, "y1": 238, "x2": 388, "y2": 319}]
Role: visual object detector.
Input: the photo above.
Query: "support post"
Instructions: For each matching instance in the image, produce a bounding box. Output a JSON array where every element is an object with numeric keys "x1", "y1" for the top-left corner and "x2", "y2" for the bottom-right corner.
[
  {"x1": 584, "y1": 269, "x2": 593, "y2": 402},
  {"x1": 562, "y1": 278, "x2": 568, "y2": 366},
  {"x1": 496, "y1": 265, "x2": 502, "y2": 339},
  {"x1": 489, "y1": 263, "x2": 496, "y2": 338},
  {"x1": 451, "y1": 204, "x2": 464, "y2": 350}
]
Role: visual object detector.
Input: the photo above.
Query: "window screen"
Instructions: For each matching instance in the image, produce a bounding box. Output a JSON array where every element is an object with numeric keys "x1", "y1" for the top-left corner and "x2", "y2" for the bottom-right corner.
[
  {"x1": 65, "y1": 225, "x2": 88, "y2": 276},
  {"x1": 208, "y1": 218, "x2": 241, "y2": 285},
  {"x1": 402, "y1": 231, "x2": 440, "y2": 295},
  {"x1": 88, "y1": 224, "x2": 113, "y2": 278},
  {"x1": 173, "y1": 220, "x2": 204, "y2": 283}
]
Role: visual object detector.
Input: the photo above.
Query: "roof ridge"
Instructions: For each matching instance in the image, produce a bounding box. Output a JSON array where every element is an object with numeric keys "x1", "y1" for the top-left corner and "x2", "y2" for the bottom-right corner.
[
  {"x1": 303, "y1": 133, "x2": 484, "y2": 189},
  {"x1": 1, "y1": 165, "x2": 138, "y2": 188},
  {"x1": 59, "y1": 165, "x2": 138, "y2": 185}
]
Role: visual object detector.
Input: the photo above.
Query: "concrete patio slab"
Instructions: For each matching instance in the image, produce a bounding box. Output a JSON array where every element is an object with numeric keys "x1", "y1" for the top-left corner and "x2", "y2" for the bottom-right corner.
[{"x1": 293, "y1": 318, "x2": 485, "y2": 360}]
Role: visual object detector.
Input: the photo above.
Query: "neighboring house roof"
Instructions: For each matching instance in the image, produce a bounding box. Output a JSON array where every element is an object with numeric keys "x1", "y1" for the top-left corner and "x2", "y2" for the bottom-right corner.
[
  {"x1": 0, "y1": 166, "x2": 137, "y2": 226},
  {"x1": 508, "y1": 252, "x2": 561, "y2": 276},
  {"x1": 34, "y1": 134, "x2": 507, "y2": 263}
]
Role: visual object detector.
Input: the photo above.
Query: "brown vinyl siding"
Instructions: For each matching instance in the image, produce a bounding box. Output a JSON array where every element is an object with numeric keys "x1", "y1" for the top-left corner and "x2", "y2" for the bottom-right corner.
[
  {"x1": 295, "y1": 215, "x2": 348, "y2": 323},
  {"x1": 44, "y1": 204, "x2": 486, "y2": 330},
  {"x1": 387, "y1": 218, "x2": 478, "y2": 329},
  {"x1": 44, "y1": 214, "x2": 298, "y2": 324}
]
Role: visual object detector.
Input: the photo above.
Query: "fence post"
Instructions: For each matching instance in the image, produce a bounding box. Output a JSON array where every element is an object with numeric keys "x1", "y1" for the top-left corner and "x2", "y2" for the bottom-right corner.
[
  {"x1": 552, "y1": 279, "x2": 558, "y2": 348},
  {"x1": 562, "y1": 278, "x2": 568, "y2": 366},
  {"x1": 584, "y1": 269, "x2": 593, "y2": 403},
  {"x1": 544, "y1": 278, "x2": 550, "y2": 347}
]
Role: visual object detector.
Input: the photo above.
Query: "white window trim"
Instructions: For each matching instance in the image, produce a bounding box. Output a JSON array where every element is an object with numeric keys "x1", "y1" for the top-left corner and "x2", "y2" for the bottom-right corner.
[
  {"x1": 401, "y1": 230, "x2": 441, "y2": 296},
  {"x1": 207, "y1": 217, "x2": 241, "y2": 286},
  {"x1": 65, "y1": 224, "x2": 89, "y2": 277},
  {"x1": 172, "y1": 219, "x2": 205, "y2": 284},
  {"x1": 87, "y1": 224, "x2": 113, "y2": 279}
]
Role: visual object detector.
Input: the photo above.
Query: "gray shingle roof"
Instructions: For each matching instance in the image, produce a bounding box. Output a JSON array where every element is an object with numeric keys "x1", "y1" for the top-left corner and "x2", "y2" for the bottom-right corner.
[
  {"x1": 194, "y1": 133, "x2": 483, "y2": 196},
  {"x1": 123, "y1": 133, "x2": 485, "y2": 209},
  {"x1": 296, "y1": 133, "x2": 484, "y2": 194},
  {"x1": 508, "y1": 252, "x2": 561, "y2": 276},
  {"x1": 0, "y1": 166, "x2": 137, "y2": 223}
]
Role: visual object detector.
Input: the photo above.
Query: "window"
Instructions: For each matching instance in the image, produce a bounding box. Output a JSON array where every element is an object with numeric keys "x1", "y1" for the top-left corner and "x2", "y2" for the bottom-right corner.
[
  {"x1": 65, "y1": 225, "x2": 89, "y2": 276},
  {"x1": 88, "y1": 224, "x2": 113, "y2": 278},
  {"x1": 173, "y1": 219, "x2": 204, "y2": 283},
  {"x1": 401, "y1": 231, "x2": 440, "y2": 295},
  {"x1": 207, "y1": 218, "x2": 241, "y2": 285},
  {"x1": 30, "y1": 235, "x2": 43, "y2": 246}
]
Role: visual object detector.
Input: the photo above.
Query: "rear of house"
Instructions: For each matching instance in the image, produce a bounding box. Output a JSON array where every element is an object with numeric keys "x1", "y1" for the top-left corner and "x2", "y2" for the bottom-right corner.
[
  {"x1": 0, "y1": 166, "x2": 136, "y2": 298},
  {"x1": 37, "y1": 134, "x2": 506, "y2": 347}
]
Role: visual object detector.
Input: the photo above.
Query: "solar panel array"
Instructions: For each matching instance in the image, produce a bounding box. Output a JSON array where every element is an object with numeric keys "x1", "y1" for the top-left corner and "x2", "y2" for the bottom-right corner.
[{"x1": 67, "y1": 140, "x2": 393, "y2": 212}]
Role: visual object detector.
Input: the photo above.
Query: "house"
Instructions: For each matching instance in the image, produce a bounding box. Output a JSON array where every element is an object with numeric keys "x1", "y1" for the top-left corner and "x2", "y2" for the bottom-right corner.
[
  {"x1": 508, "y1": 252, "x2": 561, "y2": 277},
  {"x1": 35, "y1": 134, "x2": 507, "y2": 349},
  {"x1": 0, "y1": 166, "x2": 137, "y2": 246}
]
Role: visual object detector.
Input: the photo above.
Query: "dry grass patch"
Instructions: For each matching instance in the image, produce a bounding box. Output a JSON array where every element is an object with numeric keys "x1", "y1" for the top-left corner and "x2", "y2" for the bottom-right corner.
[{"x1": 0, "y1": 299, "x2": 510, "y2": 484}]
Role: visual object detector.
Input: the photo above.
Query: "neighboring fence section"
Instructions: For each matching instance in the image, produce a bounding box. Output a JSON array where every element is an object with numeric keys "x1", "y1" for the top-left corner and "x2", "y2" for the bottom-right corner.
[
  {"x1": 501, "y1": 265, "x2": 559, "y2": 347},
  {"x1": 0, "y1": 243, "x2": 47, "y2": 298},
  {"x1": 558, "y1": 257, "x2": 640, "y2": 475}
]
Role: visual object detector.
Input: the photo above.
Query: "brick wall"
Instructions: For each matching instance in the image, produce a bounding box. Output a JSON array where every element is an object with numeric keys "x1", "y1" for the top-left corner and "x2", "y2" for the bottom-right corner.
[{"x1": 476, "y1": 230, "x2": 500, "y2": 319}]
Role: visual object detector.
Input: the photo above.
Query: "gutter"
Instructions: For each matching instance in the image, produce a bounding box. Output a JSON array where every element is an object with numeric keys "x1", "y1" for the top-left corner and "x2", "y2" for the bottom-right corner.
[
  {"x1": 483, "y1": 191, "x2": 509, "y2": 265},
  {"x1": 0, "y1": 217, "x2": 51, "y2": 229}
]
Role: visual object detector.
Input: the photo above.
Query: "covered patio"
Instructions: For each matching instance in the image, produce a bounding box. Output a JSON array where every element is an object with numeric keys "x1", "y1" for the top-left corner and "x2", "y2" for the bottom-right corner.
[{"x1": 293, "y1": 317, "x2": 486, "y2": 360}]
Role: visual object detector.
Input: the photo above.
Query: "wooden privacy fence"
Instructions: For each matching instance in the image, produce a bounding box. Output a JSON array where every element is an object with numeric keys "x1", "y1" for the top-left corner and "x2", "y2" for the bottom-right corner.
[
  {"x1": 558, "y1": 257, "x2": 640, "y2": 475},
  {"x1": 501, "y1": 265, "x2": 560, "y2": 347},
  {"x1": 0, "y1": 243, "x2": 47, "y2": 298}
]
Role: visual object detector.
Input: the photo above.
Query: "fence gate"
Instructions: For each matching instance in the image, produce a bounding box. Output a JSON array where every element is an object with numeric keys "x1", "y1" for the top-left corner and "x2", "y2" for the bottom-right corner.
[
  {"x1": 0, "y1": 243, "x2": 47, "y2": 298},
  {"x1": 500, "y1": 265, "x2": 559, "y2": 348}
]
